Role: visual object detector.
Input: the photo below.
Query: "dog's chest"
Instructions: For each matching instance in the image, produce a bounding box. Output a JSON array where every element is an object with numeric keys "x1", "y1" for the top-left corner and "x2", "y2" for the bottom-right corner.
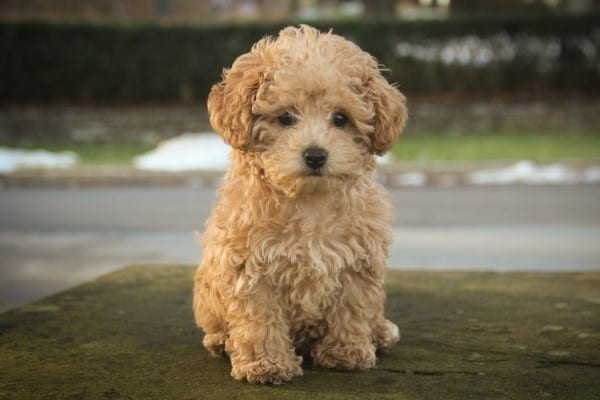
[
  {"x1": 280, "y1": 199, "x2": 361, "y2": 271},
  {"x1": 254, "y1": 199, "x2": 370, "y2": 317}
]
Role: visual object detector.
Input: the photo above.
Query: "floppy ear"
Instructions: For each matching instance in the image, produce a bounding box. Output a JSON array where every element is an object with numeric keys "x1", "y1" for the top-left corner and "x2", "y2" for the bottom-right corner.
[
  {"x1": 207, "y1": 48, "x2": 267, "y2": 150},
  {"x1": 366, "y1": 76, "x2": 408, "y2": 156}
]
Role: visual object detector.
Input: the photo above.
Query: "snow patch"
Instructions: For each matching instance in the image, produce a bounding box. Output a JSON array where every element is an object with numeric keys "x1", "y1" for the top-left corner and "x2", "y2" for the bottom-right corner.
[
  {"x1": 469, "y1": 161, "x2": 600, "y2": 185},
  {"x1": 134, "y1": 133, "x2": 409, "y2": 174},
  {"x1": 134, "y1": 133, "x2": 230, "y2": 172},
  {"x1": 377, "y1": 153, "x2": 393, "y2": 165},
  {"x1": 395, "y1": 172, "x2": 428, "y2": 187},
  {"x1": 583, "y1": 167, "x2": 600, "y2": 183},
  {"x1": 0, "y1": 147, "x2": 79, "y2": 173},
  {"x1": 134, "y1": 135, "x2": 600, "y2": 187}
]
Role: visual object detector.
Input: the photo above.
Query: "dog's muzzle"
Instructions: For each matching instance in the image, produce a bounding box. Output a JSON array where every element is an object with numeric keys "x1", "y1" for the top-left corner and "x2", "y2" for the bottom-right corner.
[{"x1": 303, "y1": 147, "x2": 328, "y2": 171}]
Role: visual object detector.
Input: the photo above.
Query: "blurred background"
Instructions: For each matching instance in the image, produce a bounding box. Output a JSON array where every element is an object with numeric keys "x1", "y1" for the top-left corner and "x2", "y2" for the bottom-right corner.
[{"x1": 0, "y1": 0, "x2": 599, "y2": 312}]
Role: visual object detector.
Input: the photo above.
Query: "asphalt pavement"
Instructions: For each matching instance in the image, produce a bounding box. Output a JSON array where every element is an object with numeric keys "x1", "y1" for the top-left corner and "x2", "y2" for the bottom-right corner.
[{"x1": 1, "y1": 184, "x2": 599, "y2": 312}]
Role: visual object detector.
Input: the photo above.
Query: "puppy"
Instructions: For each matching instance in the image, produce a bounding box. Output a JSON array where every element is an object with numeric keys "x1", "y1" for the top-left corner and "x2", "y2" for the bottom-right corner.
[{"x1": 193, "y1": 25, "x2": 407, "y2": 384}]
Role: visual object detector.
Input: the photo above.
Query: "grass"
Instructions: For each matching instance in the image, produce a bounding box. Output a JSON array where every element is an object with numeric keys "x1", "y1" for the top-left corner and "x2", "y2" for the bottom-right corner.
[
  {"x1": 392, "y1": 132, "x2": 600, "y2": 163},
  {"x1": 9, "y1": 132, "x2": 600, "y2": 166},
  {"x1": 15, "y1": 142, "x2": 155, "y2": 166}
]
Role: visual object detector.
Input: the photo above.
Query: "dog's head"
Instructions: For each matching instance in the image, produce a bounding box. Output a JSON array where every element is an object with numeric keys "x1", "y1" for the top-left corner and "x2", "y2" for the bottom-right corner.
[{"x1": 208, "y1": 25, "x2": 407, "y2": 197}]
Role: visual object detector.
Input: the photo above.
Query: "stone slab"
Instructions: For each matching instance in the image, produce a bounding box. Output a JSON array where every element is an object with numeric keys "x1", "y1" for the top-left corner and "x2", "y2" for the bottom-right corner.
[{"x1": 1, "y1": 266, "x2": 598, "y2": 399}]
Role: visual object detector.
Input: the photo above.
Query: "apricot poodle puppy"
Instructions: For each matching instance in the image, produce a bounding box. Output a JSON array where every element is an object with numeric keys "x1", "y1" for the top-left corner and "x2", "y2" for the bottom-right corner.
[{"x1": 193, "y1": 25, "x2": 407, "y2": 384}]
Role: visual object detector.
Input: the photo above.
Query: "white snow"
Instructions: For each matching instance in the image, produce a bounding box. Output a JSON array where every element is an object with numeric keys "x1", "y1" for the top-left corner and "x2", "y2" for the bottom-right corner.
[
  {"x1": 134, "y1": 135, "x2": 600, "y2": 186},
  {"x1": 583, "y1": 167, "x2": 600, "y2": 183},
  {"x1": 3, "y1": 135, "x2": 598, "y2": 188},
  {"x1": 133, "y1": 132, "x2": 230, "y2": 172},
  {"x1": 395, "y1": 172, "x2": 428, "y2": 187},
  {"x1": 133, "y1": 133, "x2": 416, "y2": 176},
  {"x1": 0, "y1": 147, "x2": 79, "y2": 173},
  {"x1": 377, "y1": 153, "x2": 393, "y2": 165},
  {"x1": 468, "y1": 160, "x2": 600, "y2": 185}
]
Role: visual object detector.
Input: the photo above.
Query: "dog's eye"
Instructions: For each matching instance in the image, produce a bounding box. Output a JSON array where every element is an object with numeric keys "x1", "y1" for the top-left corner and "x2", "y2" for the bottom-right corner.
[
  {"x1": 278, "y1": 111, "x2": 297, "y2": 127},
  {"x1": 332, "y1": 112, "x2": 349, "y2": 128}
]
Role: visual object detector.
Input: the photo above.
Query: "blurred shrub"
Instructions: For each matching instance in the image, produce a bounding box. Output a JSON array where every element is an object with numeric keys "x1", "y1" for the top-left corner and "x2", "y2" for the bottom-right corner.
[{"x1": 0, "y1": 14, "x2": 598, "y2": 104}]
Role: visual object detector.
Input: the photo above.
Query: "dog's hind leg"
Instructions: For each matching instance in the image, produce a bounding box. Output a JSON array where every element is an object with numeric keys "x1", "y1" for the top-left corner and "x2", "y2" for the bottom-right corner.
[{"x1": 193, "y1": 267, "x2": 227, "y2": 356}]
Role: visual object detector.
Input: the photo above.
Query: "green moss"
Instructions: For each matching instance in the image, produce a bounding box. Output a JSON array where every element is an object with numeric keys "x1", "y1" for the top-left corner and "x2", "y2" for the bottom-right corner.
[
  {"x1": 1, "y1": 266, "x2": 599, "y2": 399},
  {"x1": 15, "y1": 142, "x2": 154, "y2": 165}
]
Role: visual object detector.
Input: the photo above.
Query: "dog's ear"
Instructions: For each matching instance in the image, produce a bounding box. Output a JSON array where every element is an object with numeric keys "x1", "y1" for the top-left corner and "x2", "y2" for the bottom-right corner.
[
  {"x1": 207, "y1": 48, "x2": 267, "y2": 150},
  {"x1": 366, "y1": 75, "x2": 408, "y2": 156}
]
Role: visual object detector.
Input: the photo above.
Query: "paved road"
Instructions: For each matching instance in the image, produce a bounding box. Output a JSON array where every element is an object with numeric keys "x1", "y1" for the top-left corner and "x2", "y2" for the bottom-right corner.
[{"x1": 1, "y1": 184, "x2": 599, "y2": 311}]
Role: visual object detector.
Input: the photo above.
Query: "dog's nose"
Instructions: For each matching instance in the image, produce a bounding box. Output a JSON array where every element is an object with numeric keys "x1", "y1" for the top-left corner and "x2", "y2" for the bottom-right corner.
[{"x1": 303, "y1": 147, "x2": 328, "y2": 170}]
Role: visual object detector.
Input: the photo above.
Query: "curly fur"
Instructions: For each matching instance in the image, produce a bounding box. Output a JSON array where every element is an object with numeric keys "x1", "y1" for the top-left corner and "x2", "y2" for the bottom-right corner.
[{"x1": 193, "y1": 25, "x2": 407, "y2": 384}]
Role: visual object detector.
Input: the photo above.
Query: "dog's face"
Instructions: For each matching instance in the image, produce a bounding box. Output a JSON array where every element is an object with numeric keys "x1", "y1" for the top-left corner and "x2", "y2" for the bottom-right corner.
[{"x1": 208, "y1": 25, "x2": 407, "y2": 197}]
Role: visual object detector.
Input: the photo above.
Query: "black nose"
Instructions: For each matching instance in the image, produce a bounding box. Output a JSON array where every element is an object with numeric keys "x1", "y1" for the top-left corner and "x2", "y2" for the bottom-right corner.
[{"x1": 303, "y1": 147, "x2": 328, "y2": 170}]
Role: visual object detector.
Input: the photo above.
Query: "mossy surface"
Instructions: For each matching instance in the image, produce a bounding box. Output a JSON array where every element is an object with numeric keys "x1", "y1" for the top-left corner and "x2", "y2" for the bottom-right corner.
[{"x1": 1, "y1": 266, "x2": 599, "y2": 399}]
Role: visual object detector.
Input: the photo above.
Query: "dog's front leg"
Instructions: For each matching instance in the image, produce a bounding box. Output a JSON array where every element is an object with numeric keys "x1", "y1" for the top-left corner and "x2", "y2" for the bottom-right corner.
[
  {"x1": 226, "y1": 283, "x2": 303, "y2": 384},
  {"x1": 311, "y1": 270, "x2": 387, "y2": 370}
]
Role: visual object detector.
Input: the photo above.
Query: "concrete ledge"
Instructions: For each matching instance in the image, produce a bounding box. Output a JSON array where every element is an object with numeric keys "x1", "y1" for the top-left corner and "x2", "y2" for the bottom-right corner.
[
  {"x1": 0, "y1": 167, "x2": 225, "y2": 189},
  {"x1": 2, "y1": 160, "x2": 599, "y2": 189},
  {"x1": 1, "y1": 266, "x2": 598, "y2": 399}
]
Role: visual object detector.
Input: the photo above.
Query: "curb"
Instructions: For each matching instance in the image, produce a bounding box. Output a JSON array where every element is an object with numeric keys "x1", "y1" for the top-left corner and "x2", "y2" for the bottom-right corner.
[
  {"x1": 1, "y1": 161, "x2": 598, "y2": 189},
  {"x1": 378, "y1": 160, "x2": 600, "y2": 188},
  {"x1": 0, "y1": 167, "x2": 224, "y2": 189}
]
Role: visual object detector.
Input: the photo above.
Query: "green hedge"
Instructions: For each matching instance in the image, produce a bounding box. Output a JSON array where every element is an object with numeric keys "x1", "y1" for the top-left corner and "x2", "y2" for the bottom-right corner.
[{"x1": 1, "y1": 14, "x2": 599, "y2": 104}]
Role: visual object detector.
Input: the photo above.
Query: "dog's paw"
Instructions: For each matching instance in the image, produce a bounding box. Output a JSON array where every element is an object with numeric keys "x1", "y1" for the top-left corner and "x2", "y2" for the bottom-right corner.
[
  {"x1": 231, "y1": 356, "x2": 303, "y2": 384},
  {"x1": 203, "y1": 333, "x2": 226, "y2": 357},
  {"x1": 374, "y1": 319, "x2": 400, "y2": 351},
  {"x1": 311, "y1": 342, "x2": 376, "y2": 370}
]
